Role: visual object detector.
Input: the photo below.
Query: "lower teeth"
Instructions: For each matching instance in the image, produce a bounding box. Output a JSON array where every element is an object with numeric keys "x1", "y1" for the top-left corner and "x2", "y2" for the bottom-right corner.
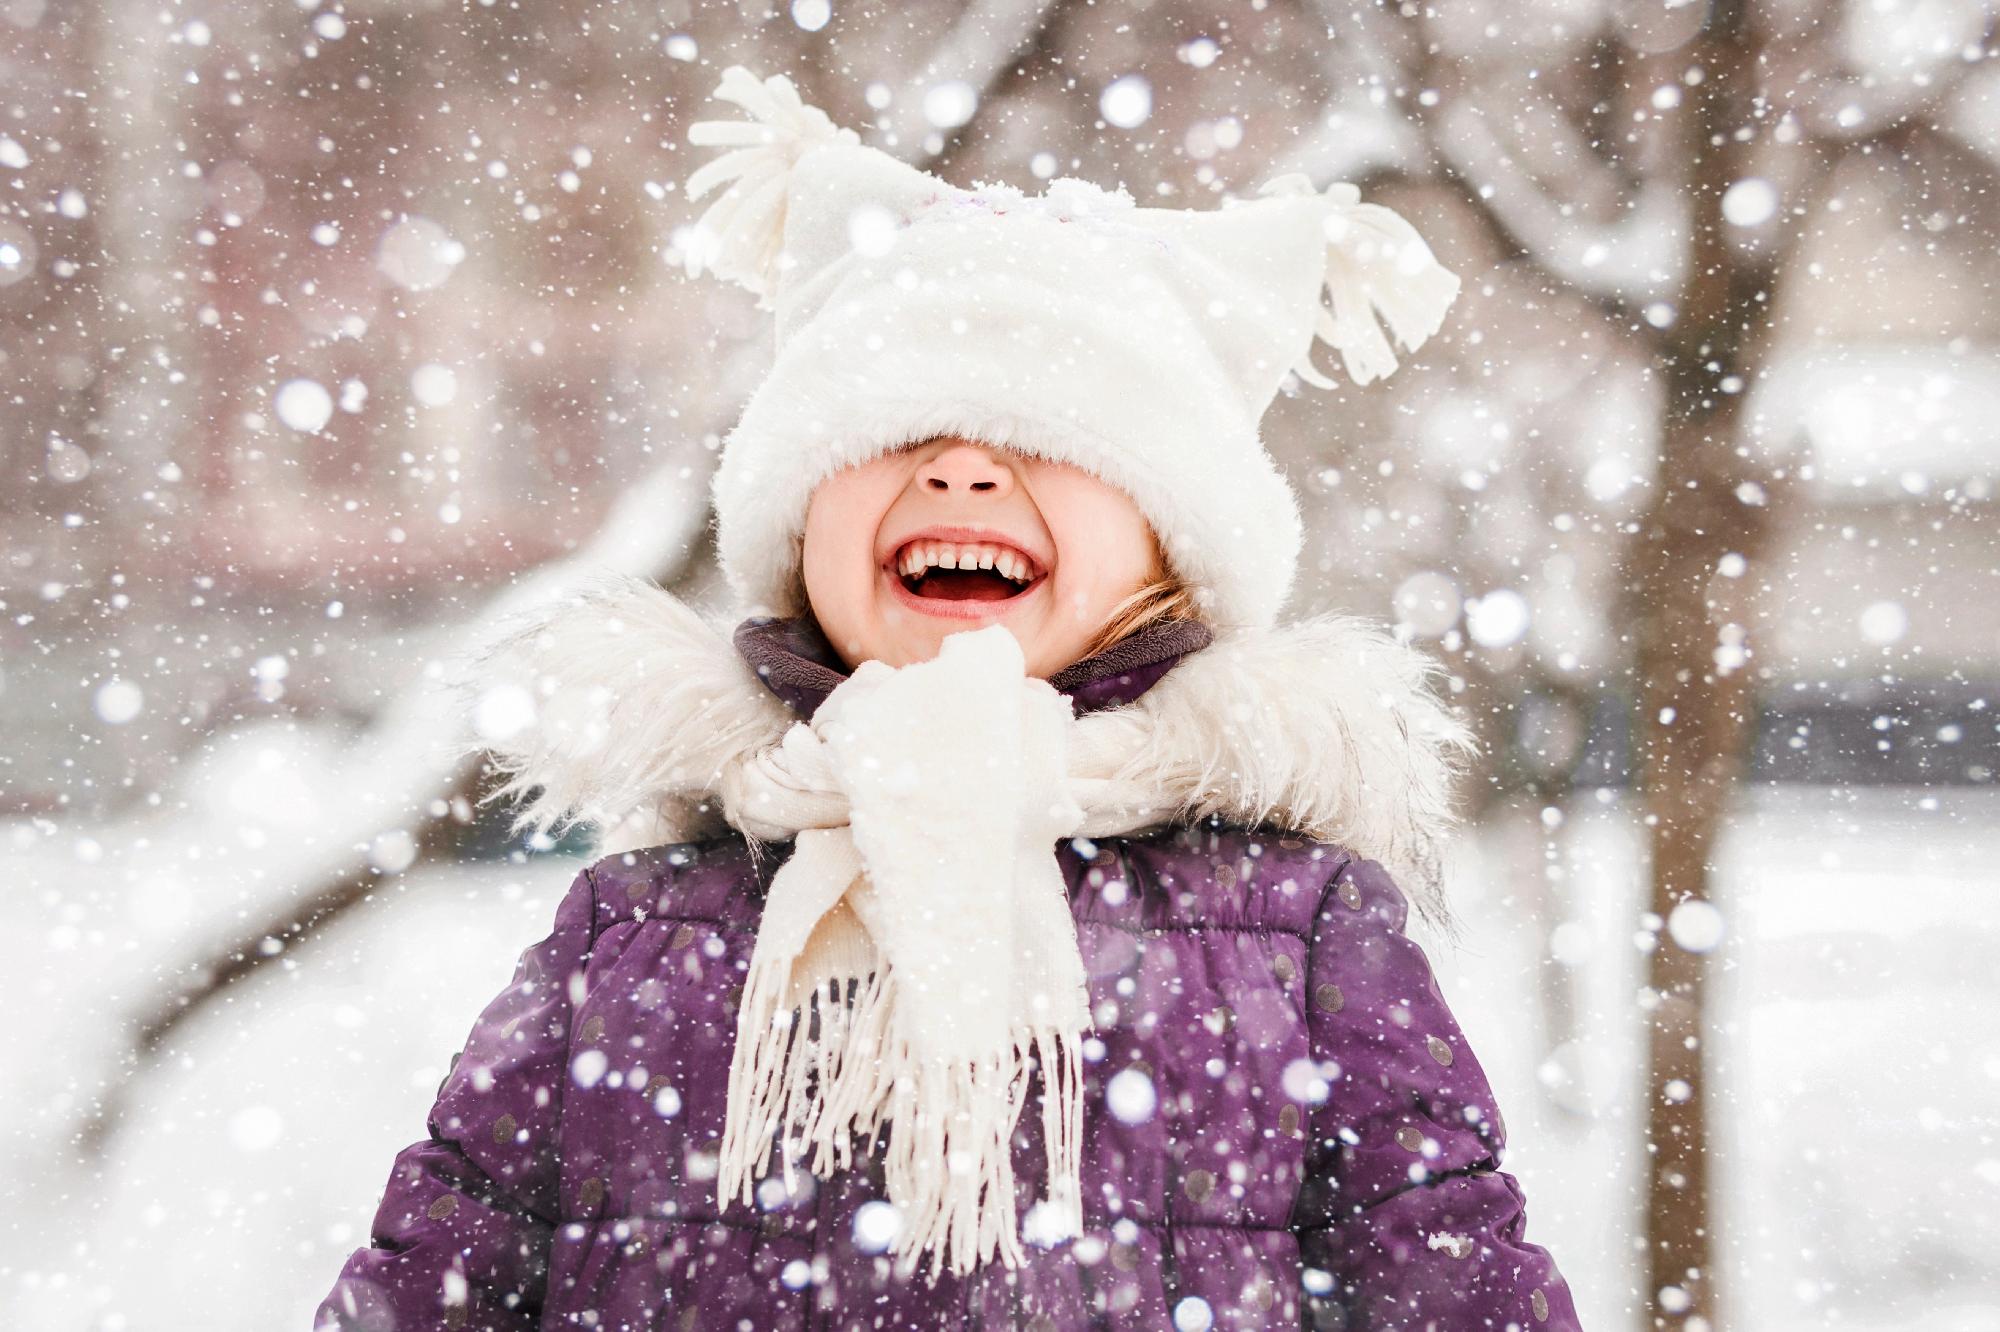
[{"x1": 903, "y1": 568, "x2": 1023, "y2": 600}]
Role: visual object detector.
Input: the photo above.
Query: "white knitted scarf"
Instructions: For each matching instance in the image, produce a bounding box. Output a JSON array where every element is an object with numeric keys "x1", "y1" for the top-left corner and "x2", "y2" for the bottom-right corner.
[{"x1": 712, "y1": 623, "x2": 1182, "y2": 1284}]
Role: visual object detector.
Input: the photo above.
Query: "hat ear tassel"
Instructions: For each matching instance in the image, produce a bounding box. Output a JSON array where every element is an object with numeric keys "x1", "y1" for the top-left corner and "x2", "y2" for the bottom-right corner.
[
  {"x1": 683, "y1": 65, "x2": 859, "y2": 306},
  {"x1": 1258, "y1": 173, "x2": 1461, "y2": 389}
]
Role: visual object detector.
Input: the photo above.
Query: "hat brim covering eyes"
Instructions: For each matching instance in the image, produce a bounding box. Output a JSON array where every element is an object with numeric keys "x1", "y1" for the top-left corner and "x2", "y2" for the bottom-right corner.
[{"x1": 712, "y1": 182, "x2": 1307, "y2": 632}]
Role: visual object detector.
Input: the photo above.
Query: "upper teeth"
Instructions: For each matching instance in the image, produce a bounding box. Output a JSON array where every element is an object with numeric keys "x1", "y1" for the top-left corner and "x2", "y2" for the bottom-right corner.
[{"x1": 897, "y1": 540, "x2": 1035, "y2": 584}]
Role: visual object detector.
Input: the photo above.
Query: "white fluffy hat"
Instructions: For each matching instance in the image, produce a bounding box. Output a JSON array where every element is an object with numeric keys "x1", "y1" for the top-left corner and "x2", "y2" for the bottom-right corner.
[{"x1": 683, "y1": 65, "x2": 1459, "y2": 633}]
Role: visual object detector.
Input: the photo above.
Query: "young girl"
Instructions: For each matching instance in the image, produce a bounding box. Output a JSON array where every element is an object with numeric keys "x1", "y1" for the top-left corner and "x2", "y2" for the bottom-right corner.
[{"x1": 316, "y1": 67, "x2": 1582, "y2": 1330}]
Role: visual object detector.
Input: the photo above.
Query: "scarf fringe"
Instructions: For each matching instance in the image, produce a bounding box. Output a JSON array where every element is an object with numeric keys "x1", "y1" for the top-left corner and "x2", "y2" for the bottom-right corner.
[{"x1": 716, "y1": 948, "x2": 1087, "y2": 1285}]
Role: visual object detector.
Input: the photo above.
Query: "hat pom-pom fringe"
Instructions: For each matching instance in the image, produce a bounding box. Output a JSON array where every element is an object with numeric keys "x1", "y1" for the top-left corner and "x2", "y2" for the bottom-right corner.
[
  {"x1": 1258, "y1": 173, "x2": 1461, "y2": 389},
  {"x1": 683, "y1": 66, "x2": 858, "y2": 306}
]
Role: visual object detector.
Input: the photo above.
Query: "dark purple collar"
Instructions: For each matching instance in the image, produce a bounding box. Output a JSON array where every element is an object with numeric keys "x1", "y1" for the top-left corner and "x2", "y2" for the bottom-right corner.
[{"x1": 733, "y1": 613, "x2": 1214, "y2": 721}]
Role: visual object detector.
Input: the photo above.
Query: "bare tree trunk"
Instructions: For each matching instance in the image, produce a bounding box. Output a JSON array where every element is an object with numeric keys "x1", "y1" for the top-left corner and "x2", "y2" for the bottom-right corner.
[
  {"x1": 1623, "y1": 2, "x2": 1790, "y2": 1323},
  {"x1": 1629, "y1": 359, "x2": 1772, "y2": 1332}
]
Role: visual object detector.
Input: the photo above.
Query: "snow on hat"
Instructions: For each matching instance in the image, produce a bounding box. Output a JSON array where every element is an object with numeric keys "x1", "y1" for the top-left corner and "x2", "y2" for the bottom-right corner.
[{"x1": 682, "y1": 65, "x2": 1460, "y2": 633}]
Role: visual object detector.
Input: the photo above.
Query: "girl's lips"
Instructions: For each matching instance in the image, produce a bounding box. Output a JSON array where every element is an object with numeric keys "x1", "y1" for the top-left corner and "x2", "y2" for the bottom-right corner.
[{"x1": 882, "y1": 565, "x2": 1046, "y2": 620}]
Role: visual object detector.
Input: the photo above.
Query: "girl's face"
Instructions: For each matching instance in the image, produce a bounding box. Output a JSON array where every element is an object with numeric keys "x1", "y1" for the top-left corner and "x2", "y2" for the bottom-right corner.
[{"x1": 801, "y1": 436, "x2": 1165, "y2": 677}]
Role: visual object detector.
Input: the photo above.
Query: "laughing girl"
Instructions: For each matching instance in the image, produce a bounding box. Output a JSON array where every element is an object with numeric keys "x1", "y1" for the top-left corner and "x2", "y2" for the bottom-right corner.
[{"x1": 316, "y1": 66, "x2": 1583, "y2": 1331}]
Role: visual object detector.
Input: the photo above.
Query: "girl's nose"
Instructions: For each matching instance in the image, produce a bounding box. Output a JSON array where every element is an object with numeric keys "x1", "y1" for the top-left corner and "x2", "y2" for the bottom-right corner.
[{"x1": 915, "y1": 440, "x2": 1016, "y2": 497}]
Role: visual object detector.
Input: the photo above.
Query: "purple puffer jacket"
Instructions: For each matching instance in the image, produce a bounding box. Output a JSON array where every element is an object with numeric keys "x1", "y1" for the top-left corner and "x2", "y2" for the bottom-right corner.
[{"x1": 316, "y1": 613, "x2": 1582, "y2": 1331}]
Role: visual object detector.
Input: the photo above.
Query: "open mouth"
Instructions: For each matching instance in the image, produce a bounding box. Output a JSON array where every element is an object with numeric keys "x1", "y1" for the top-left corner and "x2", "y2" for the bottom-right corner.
[
  {"x1": 886, "y1": 538, "x2": 1048, "y2": 614},
  {"x1": 900, "y1": 567, "x2": 1025, "y2": 601}
]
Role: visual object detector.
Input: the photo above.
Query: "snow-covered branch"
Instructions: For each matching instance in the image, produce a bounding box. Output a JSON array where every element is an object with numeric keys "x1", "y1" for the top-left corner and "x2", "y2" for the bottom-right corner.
[
  {"x1": 1432, "y1": 97, "x2": 1691, "y2": 304},
  {"x1": 77, "y1": 461, "x2": 717, "y2": 1157}
]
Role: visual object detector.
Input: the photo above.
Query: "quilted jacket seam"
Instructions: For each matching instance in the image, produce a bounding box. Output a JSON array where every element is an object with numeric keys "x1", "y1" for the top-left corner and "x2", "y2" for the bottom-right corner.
[
  {"x1": 600, "y1": 912, "x2": 1322, "y2": 942},
  {"x1": 546, "y1": 867, "x2": 603, "y2": 1247},
  {"x1": 552, "y1": 1210, "x2": 1314, "y2": 1232},
  {"x1": 1284, "y1": 850, "x2": 1356, "y2": 1237},
  {"x1": 1292, "y1": 1157, "x2": 1507, "y2": 1235}
]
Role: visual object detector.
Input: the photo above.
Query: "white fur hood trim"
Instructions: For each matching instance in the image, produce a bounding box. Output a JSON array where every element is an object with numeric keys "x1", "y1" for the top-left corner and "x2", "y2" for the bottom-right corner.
[{"x1": 447, "y1": 570, "x2": 1480, "y2": 928}]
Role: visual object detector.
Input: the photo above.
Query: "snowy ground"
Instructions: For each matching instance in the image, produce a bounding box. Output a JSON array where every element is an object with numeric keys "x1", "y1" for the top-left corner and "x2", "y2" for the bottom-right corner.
[
  {"x1": 1434, "y1": 784, "x2": 2000, "y2": 1331},
  {"x1": 1, "y1": 783, "x2": 1993, "y2": 1330}
]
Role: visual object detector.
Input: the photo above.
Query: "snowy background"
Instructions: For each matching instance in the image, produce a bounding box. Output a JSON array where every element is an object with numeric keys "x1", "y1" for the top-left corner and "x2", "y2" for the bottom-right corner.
[{"x1": 4, "y1": 2, "x2": 1998, "y2": 1329}]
